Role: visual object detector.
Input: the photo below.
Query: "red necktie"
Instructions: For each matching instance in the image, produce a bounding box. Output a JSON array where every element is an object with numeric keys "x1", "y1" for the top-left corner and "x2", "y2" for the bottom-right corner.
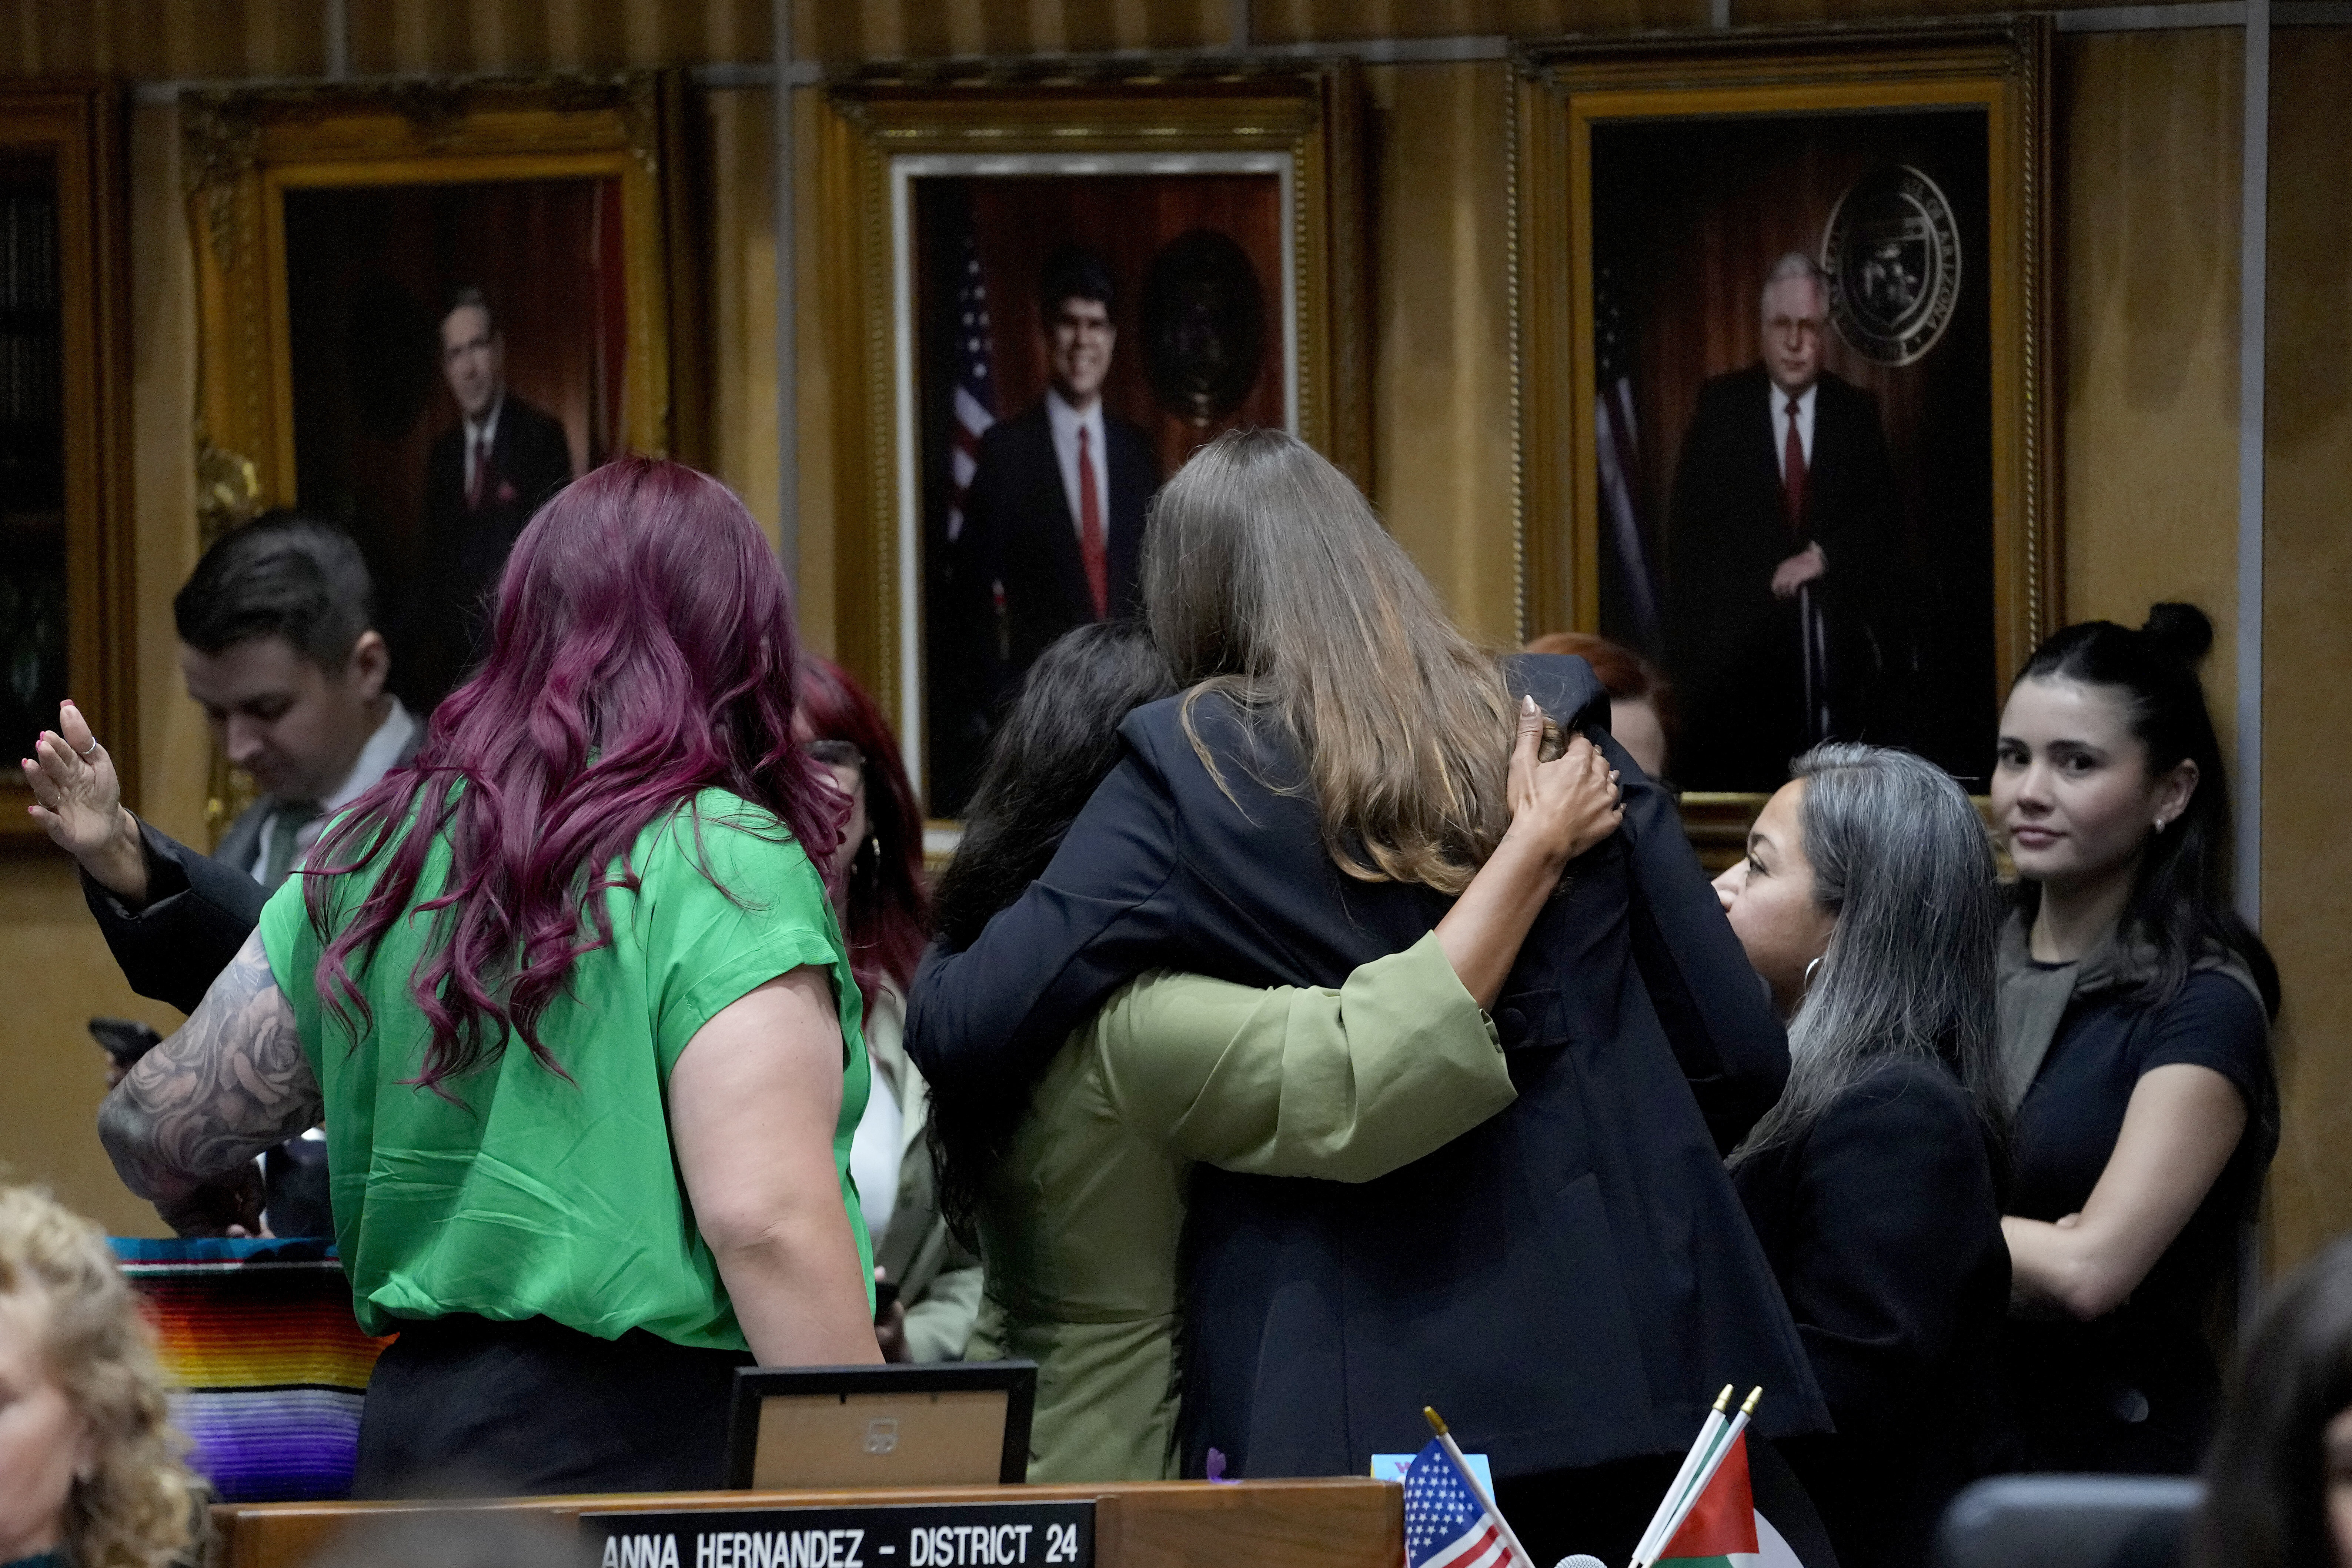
[
  {"x1": 1782, "y1": 398, "x2": 1806, "y2": 534},
  {"x1": 1078, "y1": 425, "x2": 1107, "y2": 619},
  {"x1": 467, "y1": 426, "x2": 490, "y2": 512}
]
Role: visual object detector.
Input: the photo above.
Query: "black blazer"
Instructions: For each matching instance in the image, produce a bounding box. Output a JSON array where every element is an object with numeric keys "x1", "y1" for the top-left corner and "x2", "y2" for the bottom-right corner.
[
  {"x1": 1664, "y1": 365, "x2": 1901, "y2": 790},
  {"x1": 80, "y1": 713, "x2": 428, "y2": 1015},
  {"x1": 408, "y1": 393, "x2": 575, "y2": 709},
  {"x1": 1730, "y1": 1058, "x2": 2013, "y2": 1568},
  {"x1": 908, "y1": 654, "x2": 1828, "y2": 1481},
  {"x1": 959, "y1": 400, "x2": 1158, "y2": 696},
  {"x1": 81, "y1": 817, "x2": 271, "y2": 1015}
]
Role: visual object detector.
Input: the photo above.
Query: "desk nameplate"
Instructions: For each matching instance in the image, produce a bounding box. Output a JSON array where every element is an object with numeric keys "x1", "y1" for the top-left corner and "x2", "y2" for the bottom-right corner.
[{"x1": 582, "y1": 1500, "x2": 1095, "y2": 1568}]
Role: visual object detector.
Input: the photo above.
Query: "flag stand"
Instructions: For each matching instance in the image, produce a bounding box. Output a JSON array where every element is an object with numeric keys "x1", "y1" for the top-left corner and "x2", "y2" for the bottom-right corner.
[
  {"x1": 1630, "y1": 1387, "x2": 1764, "y2": 1568},
  {"x1": 1422, "y1": 1406, "x2": 1539, "y2": 1568}
]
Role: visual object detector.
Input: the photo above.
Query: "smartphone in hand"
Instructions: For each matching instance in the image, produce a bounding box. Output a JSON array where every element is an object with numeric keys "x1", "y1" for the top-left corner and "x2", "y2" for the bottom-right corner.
[{"x1": 88, "y1": 1017, "x2": 162, "y2": 1071}]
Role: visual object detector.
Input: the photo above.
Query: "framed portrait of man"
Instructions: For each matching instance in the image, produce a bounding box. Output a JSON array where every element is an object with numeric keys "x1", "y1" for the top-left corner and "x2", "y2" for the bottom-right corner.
[
  {"x1": 1514, "y1": 21, "x2": 2053, "y2": 847},
  {"x1": 182, "y1": 74, "x2": 700, "y2": 724},
  {"x1": 815, "y1": 64, "x2": 1366, "y2": 819}
]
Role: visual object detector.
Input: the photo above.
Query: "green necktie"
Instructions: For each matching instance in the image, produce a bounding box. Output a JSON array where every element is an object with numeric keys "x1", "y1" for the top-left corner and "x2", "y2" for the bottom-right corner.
[{"x1": 258, "y1": 799, "x2": 320, "y2": 890}]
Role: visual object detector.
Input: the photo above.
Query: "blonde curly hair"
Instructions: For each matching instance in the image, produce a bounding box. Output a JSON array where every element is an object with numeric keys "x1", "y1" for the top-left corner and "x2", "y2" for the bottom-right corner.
[{"x1": 0, "y1": 1186, "x2": 203, "y2": 1568}]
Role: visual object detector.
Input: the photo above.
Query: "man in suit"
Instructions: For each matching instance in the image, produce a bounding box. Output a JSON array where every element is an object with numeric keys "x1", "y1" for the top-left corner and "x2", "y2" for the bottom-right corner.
[
  {"x1": 409, "y1": 286, "x2": 575, "y2": 707},
  {"x1": 21, "y1": 515, "x2": 420, "y2": 1236},
  {"x1": 960, "y1": 245, "x2": 1160, "y2": 714},
  {"x1": 1663, "y1": 252, "x2": 1902, "y2": 792}
]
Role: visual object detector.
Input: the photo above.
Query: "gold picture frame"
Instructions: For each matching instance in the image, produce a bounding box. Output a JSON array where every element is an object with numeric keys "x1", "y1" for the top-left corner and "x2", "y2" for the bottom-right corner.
[
  {"x1": 185, "y1": 71, "x2": 703, "y2": 513},
  {"x1": 1512, "y1": 21, "x2": 2054, "y2": 859},
  {"x1": 0, "y1": 81, "x2": 135, "y2": 840},
  {"x1": 813, "y1": 61, "x2": 1367, "y2": 818},
  {"x1": 180, "y1": 72, "x2": 704, "y2": 837}
]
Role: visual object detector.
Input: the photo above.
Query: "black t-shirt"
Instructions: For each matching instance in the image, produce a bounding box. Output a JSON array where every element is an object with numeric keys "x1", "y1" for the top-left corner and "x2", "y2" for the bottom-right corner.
[{"x1": 2006, "y1": 967, "x2": 2274, "y2": 1471}]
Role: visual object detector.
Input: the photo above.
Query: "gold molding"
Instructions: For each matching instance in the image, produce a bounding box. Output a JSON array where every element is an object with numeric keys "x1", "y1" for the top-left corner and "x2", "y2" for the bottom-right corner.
[
  {"x1": 0, "y1": 81, "x2": 137, "y2": 840},
  {"x1": 813, "y1": 63, "x2": 1369, "y2": 766},
  {"x1": 183, "y1": 71, "x2": 698, "y2": 527},
  {"x1": 1510, "y1": 20, "x2": 2058, "y2": 824}
]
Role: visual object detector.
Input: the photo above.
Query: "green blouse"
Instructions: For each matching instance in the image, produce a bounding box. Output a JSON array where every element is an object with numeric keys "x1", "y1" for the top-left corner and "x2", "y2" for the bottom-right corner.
[
  {"x1": 966, "y1": 931, "x2": 1516, "y2": 1481},
  {"x1": 259, "y1": 786, "x2": 871, "y2": 1348}
]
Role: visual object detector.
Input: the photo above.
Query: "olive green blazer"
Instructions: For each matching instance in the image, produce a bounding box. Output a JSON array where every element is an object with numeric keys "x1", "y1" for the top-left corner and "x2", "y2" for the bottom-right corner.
[{"x1": 966, "y1": 932, "x2": 1516, "y2": 1481}]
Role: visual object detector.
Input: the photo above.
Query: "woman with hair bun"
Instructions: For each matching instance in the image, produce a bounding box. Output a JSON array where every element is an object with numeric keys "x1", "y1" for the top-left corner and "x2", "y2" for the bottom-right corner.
[
  {"x1": 1993, "y1": 602, "x2": 2280, "y2": 1473},
  {"x1": 0, "y1": 1184, "x2": 203, "y2": 1568}
]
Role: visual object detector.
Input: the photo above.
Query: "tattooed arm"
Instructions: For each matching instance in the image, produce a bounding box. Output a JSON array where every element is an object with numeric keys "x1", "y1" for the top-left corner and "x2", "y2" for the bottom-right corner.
[{"x1": 98, "y1": 928, "x2": 322, "y2": 1234}]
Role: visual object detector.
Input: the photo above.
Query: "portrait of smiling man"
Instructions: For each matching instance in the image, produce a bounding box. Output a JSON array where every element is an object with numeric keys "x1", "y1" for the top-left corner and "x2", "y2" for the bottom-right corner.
[
  {"x1": 413, "y1": 284, "x2": 576, "y2": 706},
  {"x1": 955, "y1": 244, "x2": 1162, "y2": 717},
  {"x1": 1662, "y1": 251, "x2": 1903, "y2": 792}
]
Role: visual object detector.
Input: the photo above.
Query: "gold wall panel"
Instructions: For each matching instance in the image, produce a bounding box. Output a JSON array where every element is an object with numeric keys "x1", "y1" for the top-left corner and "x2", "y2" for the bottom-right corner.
[{"x1": 2257, "y1": 26, "x2": 2352, "y2": 1278}]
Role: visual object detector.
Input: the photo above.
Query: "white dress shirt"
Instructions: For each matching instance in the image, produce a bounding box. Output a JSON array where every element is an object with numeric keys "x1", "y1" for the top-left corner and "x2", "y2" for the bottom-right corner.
[
  {"x1": 1043, "y1": 387, "x2": 1108, "y2": 540},
  {"x1": 463, "y1": 391, "x2": 507, "y2": 497},
  {"x1": 244, "y1": 698, "x2": 420, "y2": 884},
  {"x1": 1770, "y1": 381, "x2": 1818, "y2": 480}
]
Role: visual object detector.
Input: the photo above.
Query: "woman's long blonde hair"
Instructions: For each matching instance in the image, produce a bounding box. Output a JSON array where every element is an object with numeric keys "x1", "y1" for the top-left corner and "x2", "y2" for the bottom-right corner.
[
  {"x1": 0, "y1": 1186, "x2": 202, "y2": 1568},
  {"x1": 1143, "y1": 428, "x2": 1516, "y2": 894}
]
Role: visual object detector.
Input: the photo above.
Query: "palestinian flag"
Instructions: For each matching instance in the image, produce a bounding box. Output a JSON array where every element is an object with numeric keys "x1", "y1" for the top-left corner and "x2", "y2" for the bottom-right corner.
[{"x1": 1654, "y1": 1432, "x2": 1805, "y2": 1568}]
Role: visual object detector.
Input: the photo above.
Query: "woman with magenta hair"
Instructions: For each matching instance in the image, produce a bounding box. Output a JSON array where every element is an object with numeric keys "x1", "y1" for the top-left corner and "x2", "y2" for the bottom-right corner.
[
  {"x1": 95, "y1": 457, "x2": 882, "y2": 1497},
  {"x1": 796, "y1": 656, "x2": 982, "y2": 1363}
]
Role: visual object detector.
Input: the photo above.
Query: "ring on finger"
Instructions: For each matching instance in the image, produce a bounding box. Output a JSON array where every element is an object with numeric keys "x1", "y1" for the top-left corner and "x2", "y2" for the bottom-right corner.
[{"x1": 76, "y1": 738, "x2": 98, "y2": 759}]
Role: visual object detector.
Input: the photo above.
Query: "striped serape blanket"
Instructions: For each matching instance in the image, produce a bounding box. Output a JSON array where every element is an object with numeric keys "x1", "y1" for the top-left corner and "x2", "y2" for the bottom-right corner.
[{"x1": 112, "y1": 1237, "x2": 394, "y2": 1502}]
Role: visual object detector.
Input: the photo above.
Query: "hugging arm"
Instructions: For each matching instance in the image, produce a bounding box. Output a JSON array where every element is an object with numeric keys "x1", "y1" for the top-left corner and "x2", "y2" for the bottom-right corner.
[
  {"x1": 906, "y1": 746, "x2": 1187, "y2": 1097},
  {"x1": 97, "y1": 928, "x2": 322, "y2": 1232}
]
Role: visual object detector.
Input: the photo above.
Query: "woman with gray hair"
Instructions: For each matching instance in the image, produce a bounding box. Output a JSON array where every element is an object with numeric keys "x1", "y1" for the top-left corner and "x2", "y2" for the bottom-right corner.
[{"x1": 1711, "y1": 742, "x2": 2013, "y2": 1568}]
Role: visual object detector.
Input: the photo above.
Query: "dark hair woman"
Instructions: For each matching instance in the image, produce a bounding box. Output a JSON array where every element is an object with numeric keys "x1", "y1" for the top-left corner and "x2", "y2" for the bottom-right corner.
[
  {"x1": 2192, "y1": 1236, "x2": 2352, "y2": 1568},
  {"x1": 1710, "y1": 743, "x2": 2013, "y2": 1568},
  {"x1": 1992, "y1": 603, "x2": 2279, "y2": 1474},
  {"x1": 97, "y1": 458, "x2": 882, "y2": 1498},
  {"x1": 910, "y1": 429, "x2": 1830, "y2": 1565},
  {"x1": 794, "y1": 656, "x2": 980, "y2": 1364},
  {"x1": 934, "y1": 619, "x2": 1626, "y2": 1481}
]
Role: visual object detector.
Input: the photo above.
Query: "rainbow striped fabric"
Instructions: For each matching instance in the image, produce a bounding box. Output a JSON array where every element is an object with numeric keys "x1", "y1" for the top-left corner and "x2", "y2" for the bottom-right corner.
[{"x1": 112, "y1": 1237, "x2": 394, "y2": 1502}]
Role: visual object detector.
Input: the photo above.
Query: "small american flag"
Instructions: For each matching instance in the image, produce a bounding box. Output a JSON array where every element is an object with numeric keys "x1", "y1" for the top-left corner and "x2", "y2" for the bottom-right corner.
[
  {"x1": 1403, "y1": 1437, "x2": 1515, "y2": 1568},
  {"x1": 945, "y1": 227, "x2": 996, "y2": 544}
]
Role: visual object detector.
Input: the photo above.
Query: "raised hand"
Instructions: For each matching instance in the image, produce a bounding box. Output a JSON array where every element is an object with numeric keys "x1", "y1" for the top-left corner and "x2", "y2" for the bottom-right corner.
[{"x1": 21, "y1": 698, "x2": 147, "y2": 900}]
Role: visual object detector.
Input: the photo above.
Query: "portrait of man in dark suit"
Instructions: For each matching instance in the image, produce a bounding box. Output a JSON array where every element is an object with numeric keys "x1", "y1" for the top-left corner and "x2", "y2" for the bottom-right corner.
[
  {"x1": 1664, "y1": 252, "x2": 1902, "y2": 792},
  {"x1": 959, "y1": 245, "x2": 1161, "y2": 704},
  {"x1": 411, "y1": 286, "x2": 575, "y2": 705}
]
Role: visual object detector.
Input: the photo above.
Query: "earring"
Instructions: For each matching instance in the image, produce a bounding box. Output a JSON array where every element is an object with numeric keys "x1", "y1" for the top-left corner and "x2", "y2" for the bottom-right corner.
[
  {"x1": 2153, "y1": 817, "x2": 2168, "y2": 834},
  {"x1": 1803, "y1": 956, "x2": 1823, "y2": 992}
]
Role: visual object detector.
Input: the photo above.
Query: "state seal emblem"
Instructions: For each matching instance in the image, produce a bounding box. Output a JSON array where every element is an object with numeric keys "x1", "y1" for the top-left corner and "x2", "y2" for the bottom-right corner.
[
  {"x1": 1821, "y1": 164, "x2": 1961, "y2": 366},
  {"x1": 1139, "y1": 227, "x2": 1265, "y2": 426}
]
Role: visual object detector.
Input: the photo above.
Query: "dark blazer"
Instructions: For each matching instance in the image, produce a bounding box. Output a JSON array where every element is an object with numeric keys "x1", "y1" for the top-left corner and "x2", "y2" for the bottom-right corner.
[
  {"x1": 81, "y1": 816, "x2": 270, "y2": 1015},
  {"x1": 908, "y1": 654, "x2": 1829, "y2": 1482},
  {"x1": 1664, "y1": 364, "x2": 1902, "y2": 791},
  {"x1": 959, "y1": 400, "x2": 1158, "y2": 698},
  {"x1": 80, "y1": 719, "x2": 428, "y2": 1015},
  {"x1": 1730, "y1": 1058, "x2": 2013, "y2": 1568},
  {"x1": 408, "y1": 393, "x2": 575, "y2": 709}
]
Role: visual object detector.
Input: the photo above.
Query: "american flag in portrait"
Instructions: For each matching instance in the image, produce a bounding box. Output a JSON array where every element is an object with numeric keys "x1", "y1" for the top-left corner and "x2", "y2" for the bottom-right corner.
[
  {"x1": 1402, "y1": 1438, "x2": 1515, "y2": 1568},
  {"x1": 945, "y1": 226, "x2": 996, "y2": 544}
]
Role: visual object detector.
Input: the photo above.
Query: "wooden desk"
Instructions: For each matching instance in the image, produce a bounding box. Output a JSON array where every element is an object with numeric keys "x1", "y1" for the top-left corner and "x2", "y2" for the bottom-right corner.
[{"x1": 212, "y1": 1478, "x2": 1402, "y2": 1568}]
